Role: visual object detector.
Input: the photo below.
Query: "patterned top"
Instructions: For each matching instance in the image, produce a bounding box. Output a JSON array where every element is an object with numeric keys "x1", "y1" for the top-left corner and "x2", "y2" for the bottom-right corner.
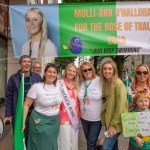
[{"x1": 60, "y1": 79, "x2": 80, "y2": 124}]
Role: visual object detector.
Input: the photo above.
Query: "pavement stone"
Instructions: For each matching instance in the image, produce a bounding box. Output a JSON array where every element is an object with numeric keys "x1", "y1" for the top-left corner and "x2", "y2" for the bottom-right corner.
[
  {"x1": 78, "y1": 126, "x2": 129, "y2": 150},
  {"x1": 0, "y1": 106, "x2": 129, "y2": 150}
]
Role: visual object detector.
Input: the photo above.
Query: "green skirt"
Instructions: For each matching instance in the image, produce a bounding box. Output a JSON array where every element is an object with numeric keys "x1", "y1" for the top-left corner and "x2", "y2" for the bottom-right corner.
[{"x1": 27, "y1": 110, "x2": 60, "y2": 150}]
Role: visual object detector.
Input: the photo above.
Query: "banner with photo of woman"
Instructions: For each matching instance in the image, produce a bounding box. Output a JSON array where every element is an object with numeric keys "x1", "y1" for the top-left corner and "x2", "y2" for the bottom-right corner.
[{"x1": 9, "y1": 2, "x2": 150, "y2": 58}]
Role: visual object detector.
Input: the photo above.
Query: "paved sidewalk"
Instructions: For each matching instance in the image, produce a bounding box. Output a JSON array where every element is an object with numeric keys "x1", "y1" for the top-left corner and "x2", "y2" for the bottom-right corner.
[
  {"x1": 0, "y1": 106, "x2": 129, "y2": 150},
  {"x1": 0, "y1": 106, "x2": 13, "y2": 150},
  {"x1": 78, "y1": 126, "x2": 129, "y2": 150}
]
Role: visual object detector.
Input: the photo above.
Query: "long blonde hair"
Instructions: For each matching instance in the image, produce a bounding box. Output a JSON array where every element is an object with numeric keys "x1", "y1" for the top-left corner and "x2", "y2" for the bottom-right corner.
[
  {"x1": 99, "y1": 57, "x2": 118, "y2": 97},
  {"x1": 25, "y1": 8, "x2": 48, "y2": 57},
  {"x1": 62, "y1": 63, "x2": 79, "y2": 90},
  {"x1": 79, "y1": 61, "x2": 96, "y2": 82},
  {"x1": 131, "y1": 64, "x2": 150, "y2": 91}
]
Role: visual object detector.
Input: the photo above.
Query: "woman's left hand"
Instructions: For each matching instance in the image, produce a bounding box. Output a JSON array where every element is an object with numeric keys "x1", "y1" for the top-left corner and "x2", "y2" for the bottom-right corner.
[{"x1": 108, "y1": 126, "x2": 117, "y2": 138}]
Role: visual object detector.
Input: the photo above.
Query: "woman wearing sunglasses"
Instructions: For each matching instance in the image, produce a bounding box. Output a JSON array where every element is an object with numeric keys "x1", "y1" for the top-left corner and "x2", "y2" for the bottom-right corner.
[
  {"x1": 78, "y1": 61, "x2": 103, "y2": 150},
  {"x1": 23, "y1": 63, "x2": 62, "y2": 150},
  {"x1": 130, "y1": 64, "x2": 150, "y2": 110}
]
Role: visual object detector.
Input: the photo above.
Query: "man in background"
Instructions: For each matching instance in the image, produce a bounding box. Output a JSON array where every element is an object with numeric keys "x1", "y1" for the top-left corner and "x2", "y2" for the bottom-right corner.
[
  {"x1": 4, "y1": 55, "x2": 41, "y2": 144},
  {"x1": 32, "y1": 61, "x2": 42, "y2": 75}
]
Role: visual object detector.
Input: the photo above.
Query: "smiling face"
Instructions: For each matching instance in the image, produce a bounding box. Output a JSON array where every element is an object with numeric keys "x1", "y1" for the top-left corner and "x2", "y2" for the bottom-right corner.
[
  {"x1": 44, "y1": 67, "x2": 57, "y2": 84},
  {"x1": 82, "y1": 64, "x2": 93, "y2": 80},
  {"x1": 102, "y1": 63, "x2": 114, "y2": 80},
  {"x1": 26, "y1": 10, "x2": 43, "y2": 36},
  {"x1": 136, "y1": 66, "x2": 149, "y2": 83},
  {"x1": 65, "y1": 66, "x2": 77, "y2": 80},
  {"x1": 20, "y1": 57, "x2": 31, "y2": 74}
]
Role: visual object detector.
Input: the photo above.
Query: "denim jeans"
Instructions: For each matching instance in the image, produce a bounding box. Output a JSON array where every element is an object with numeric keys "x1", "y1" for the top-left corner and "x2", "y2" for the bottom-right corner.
[
  {"x1": 103, "y1": 132, "x2": 120, "y2": 150},
  {"x1": 81, "y1": 118, "x2": 102, "y2": 150}
]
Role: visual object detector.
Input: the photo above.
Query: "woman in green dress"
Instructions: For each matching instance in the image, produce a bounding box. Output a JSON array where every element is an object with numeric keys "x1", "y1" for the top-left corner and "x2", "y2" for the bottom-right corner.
[{"x1": 23, "y1": 63, "x2": 62, "y2": 150}]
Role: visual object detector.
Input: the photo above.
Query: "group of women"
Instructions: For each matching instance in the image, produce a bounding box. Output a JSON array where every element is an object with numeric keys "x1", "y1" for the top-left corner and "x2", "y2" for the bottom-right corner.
[{"x1": 22, "y1": 57, "x2": 150, "y2": 150}]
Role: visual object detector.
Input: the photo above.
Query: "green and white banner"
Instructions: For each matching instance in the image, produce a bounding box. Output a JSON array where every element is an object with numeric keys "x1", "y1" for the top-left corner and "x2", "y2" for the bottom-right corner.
[{"x1": 9, "y1": 2, "x2": 150, "y2": 58}]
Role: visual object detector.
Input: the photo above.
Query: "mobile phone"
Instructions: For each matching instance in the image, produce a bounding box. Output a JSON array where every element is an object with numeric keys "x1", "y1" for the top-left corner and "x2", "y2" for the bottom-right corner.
[{"x1": 104, "y1": 131, "x2": 110, "y2": 138}]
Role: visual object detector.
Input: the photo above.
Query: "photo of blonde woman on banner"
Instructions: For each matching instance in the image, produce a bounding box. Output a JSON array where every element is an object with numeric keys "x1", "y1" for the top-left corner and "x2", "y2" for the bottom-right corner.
[{"x1": 9, "y1": 5, "x2": 60, "y2": 58}]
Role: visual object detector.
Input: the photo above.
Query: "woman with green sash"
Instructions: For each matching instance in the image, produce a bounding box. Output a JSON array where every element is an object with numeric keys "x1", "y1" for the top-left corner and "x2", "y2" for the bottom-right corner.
[{"x1": 23, "y1": 63, "x2": 62, "y2": 150}]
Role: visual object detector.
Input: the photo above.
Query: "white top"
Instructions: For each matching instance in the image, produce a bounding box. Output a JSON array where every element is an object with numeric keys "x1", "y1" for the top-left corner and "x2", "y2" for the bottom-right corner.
[
  {"x1": 27, "y1": 82, "x2": 62, "y2": 116},
  {"x1": 78, "y1": 76, "x2": 103, "y2": 121},
  {"x1": 22, "y1": 39, "x2": 58, "y2": 58}
]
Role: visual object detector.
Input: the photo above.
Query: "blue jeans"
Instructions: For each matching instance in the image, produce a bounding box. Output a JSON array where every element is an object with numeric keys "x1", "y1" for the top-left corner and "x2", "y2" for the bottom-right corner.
[
  {"x1": 81, "y1": 118, "x2": 102, "y2": 150},
  {"x1": 103, "y1": 132, "x2": 120, "y2": 150}
]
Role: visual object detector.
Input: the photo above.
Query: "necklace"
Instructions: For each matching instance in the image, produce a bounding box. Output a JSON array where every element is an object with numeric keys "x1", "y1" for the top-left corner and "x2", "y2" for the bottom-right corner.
[{"x1": 83, "y1": 79, "x2": 92, "y2": 111}]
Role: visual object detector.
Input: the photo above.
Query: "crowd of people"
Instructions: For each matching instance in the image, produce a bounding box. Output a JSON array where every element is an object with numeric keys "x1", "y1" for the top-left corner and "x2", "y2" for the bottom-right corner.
[{"x1": 3, "y1": 55, "x2": 150, "y2": 150}]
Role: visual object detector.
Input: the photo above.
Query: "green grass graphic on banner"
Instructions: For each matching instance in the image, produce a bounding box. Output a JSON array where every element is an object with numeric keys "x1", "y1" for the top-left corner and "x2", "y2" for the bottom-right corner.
[{"x1": 59, "y1": 2, "x2": 117, "y2": 56}]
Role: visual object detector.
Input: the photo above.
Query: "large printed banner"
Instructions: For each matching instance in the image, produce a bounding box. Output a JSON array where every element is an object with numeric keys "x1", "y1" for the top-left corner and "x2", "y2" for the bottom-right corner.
[{"x1": 9, "y1": 2, "x2": 150, "y2": 58}]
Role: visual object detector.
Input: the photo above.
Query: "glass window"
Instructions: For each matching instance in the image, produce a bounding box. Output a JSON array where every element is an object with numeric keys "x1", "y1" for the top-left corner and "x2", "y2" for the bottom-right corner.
[{"x1": 0, "y1": 46, "x2": 6, "y2": 106}]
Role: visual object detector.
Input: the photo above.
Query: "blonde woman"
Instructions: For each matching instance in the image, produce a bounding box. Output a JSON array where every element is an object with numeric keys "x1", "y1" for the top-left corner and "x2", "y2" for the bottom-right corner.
[
  {"x1": 130, "y1": 64, "x2": 150, "y2": 110},
  {"x1": 22, "y1": 8, "x2": 58, "y2": 58},
  {"x1": 100, "y1": 58, "x2": 128, "y2": 150},
  {"x1": 78, "y1": 61, "x2": 103, "y2": 150},
  {"x1": 58, "y1": 63, "x2": 80, "y2": 150}
]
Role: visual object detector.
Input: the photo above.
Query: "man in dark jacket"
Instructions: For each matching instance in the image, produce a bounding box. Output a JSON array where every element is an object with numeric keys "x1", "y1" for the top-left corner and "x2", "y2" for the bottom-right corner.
[{"x1": 4, "y1": 55, "x2": 41, "y2": 143}]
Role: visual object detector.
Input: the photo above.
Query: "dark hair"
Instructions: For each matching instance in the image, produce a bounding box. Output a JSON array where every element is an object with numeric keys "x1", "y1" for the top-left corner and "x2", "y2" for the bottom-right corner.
[
  {"x1": 42, "y1": 63, "x2": 58, "y2": 86},
  {"x1": 19, "y1": 55, "x2": 31, "y2": 64}
]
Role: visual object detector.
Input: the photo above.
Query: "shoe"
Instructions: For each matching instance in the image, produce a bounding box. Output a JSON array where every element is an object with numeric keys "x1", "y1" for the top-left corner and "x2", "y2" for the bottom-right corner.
[{"x1": 96, "y1": 145, "x2": 103, "y2": 150}]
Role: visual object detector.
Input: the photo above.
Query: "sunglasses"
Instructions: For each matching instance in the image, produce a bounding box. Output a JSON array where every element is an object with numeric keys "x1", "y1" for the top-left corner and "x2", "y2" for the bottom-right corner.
[
  {"x1": 82, "y1": 68, "x2": 92, "y2": 73},
  {"x1": 46, "y1": 63, "x2": 57, "y2": 68},
  {"x1": 136, "y1": 71, "x2": 148, "y2": 75},
  {"x1": 33, "y1": 67, "x2": 41, "y2": 69}
]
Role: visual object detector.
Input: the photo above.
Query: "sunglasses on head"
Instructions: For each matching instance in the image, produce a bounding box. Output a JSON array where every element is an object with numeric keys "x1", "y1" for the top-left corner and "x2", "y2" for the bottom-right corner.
[
  {"x1": 46, "y1": 63, "x2": 57, "y2": 68},
  {"x1": 82, "y1": 68, "x2": 92, "y2": 73},
  {"x1": 136, "y1": 71, "x2": 148, "y2": 75}
]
